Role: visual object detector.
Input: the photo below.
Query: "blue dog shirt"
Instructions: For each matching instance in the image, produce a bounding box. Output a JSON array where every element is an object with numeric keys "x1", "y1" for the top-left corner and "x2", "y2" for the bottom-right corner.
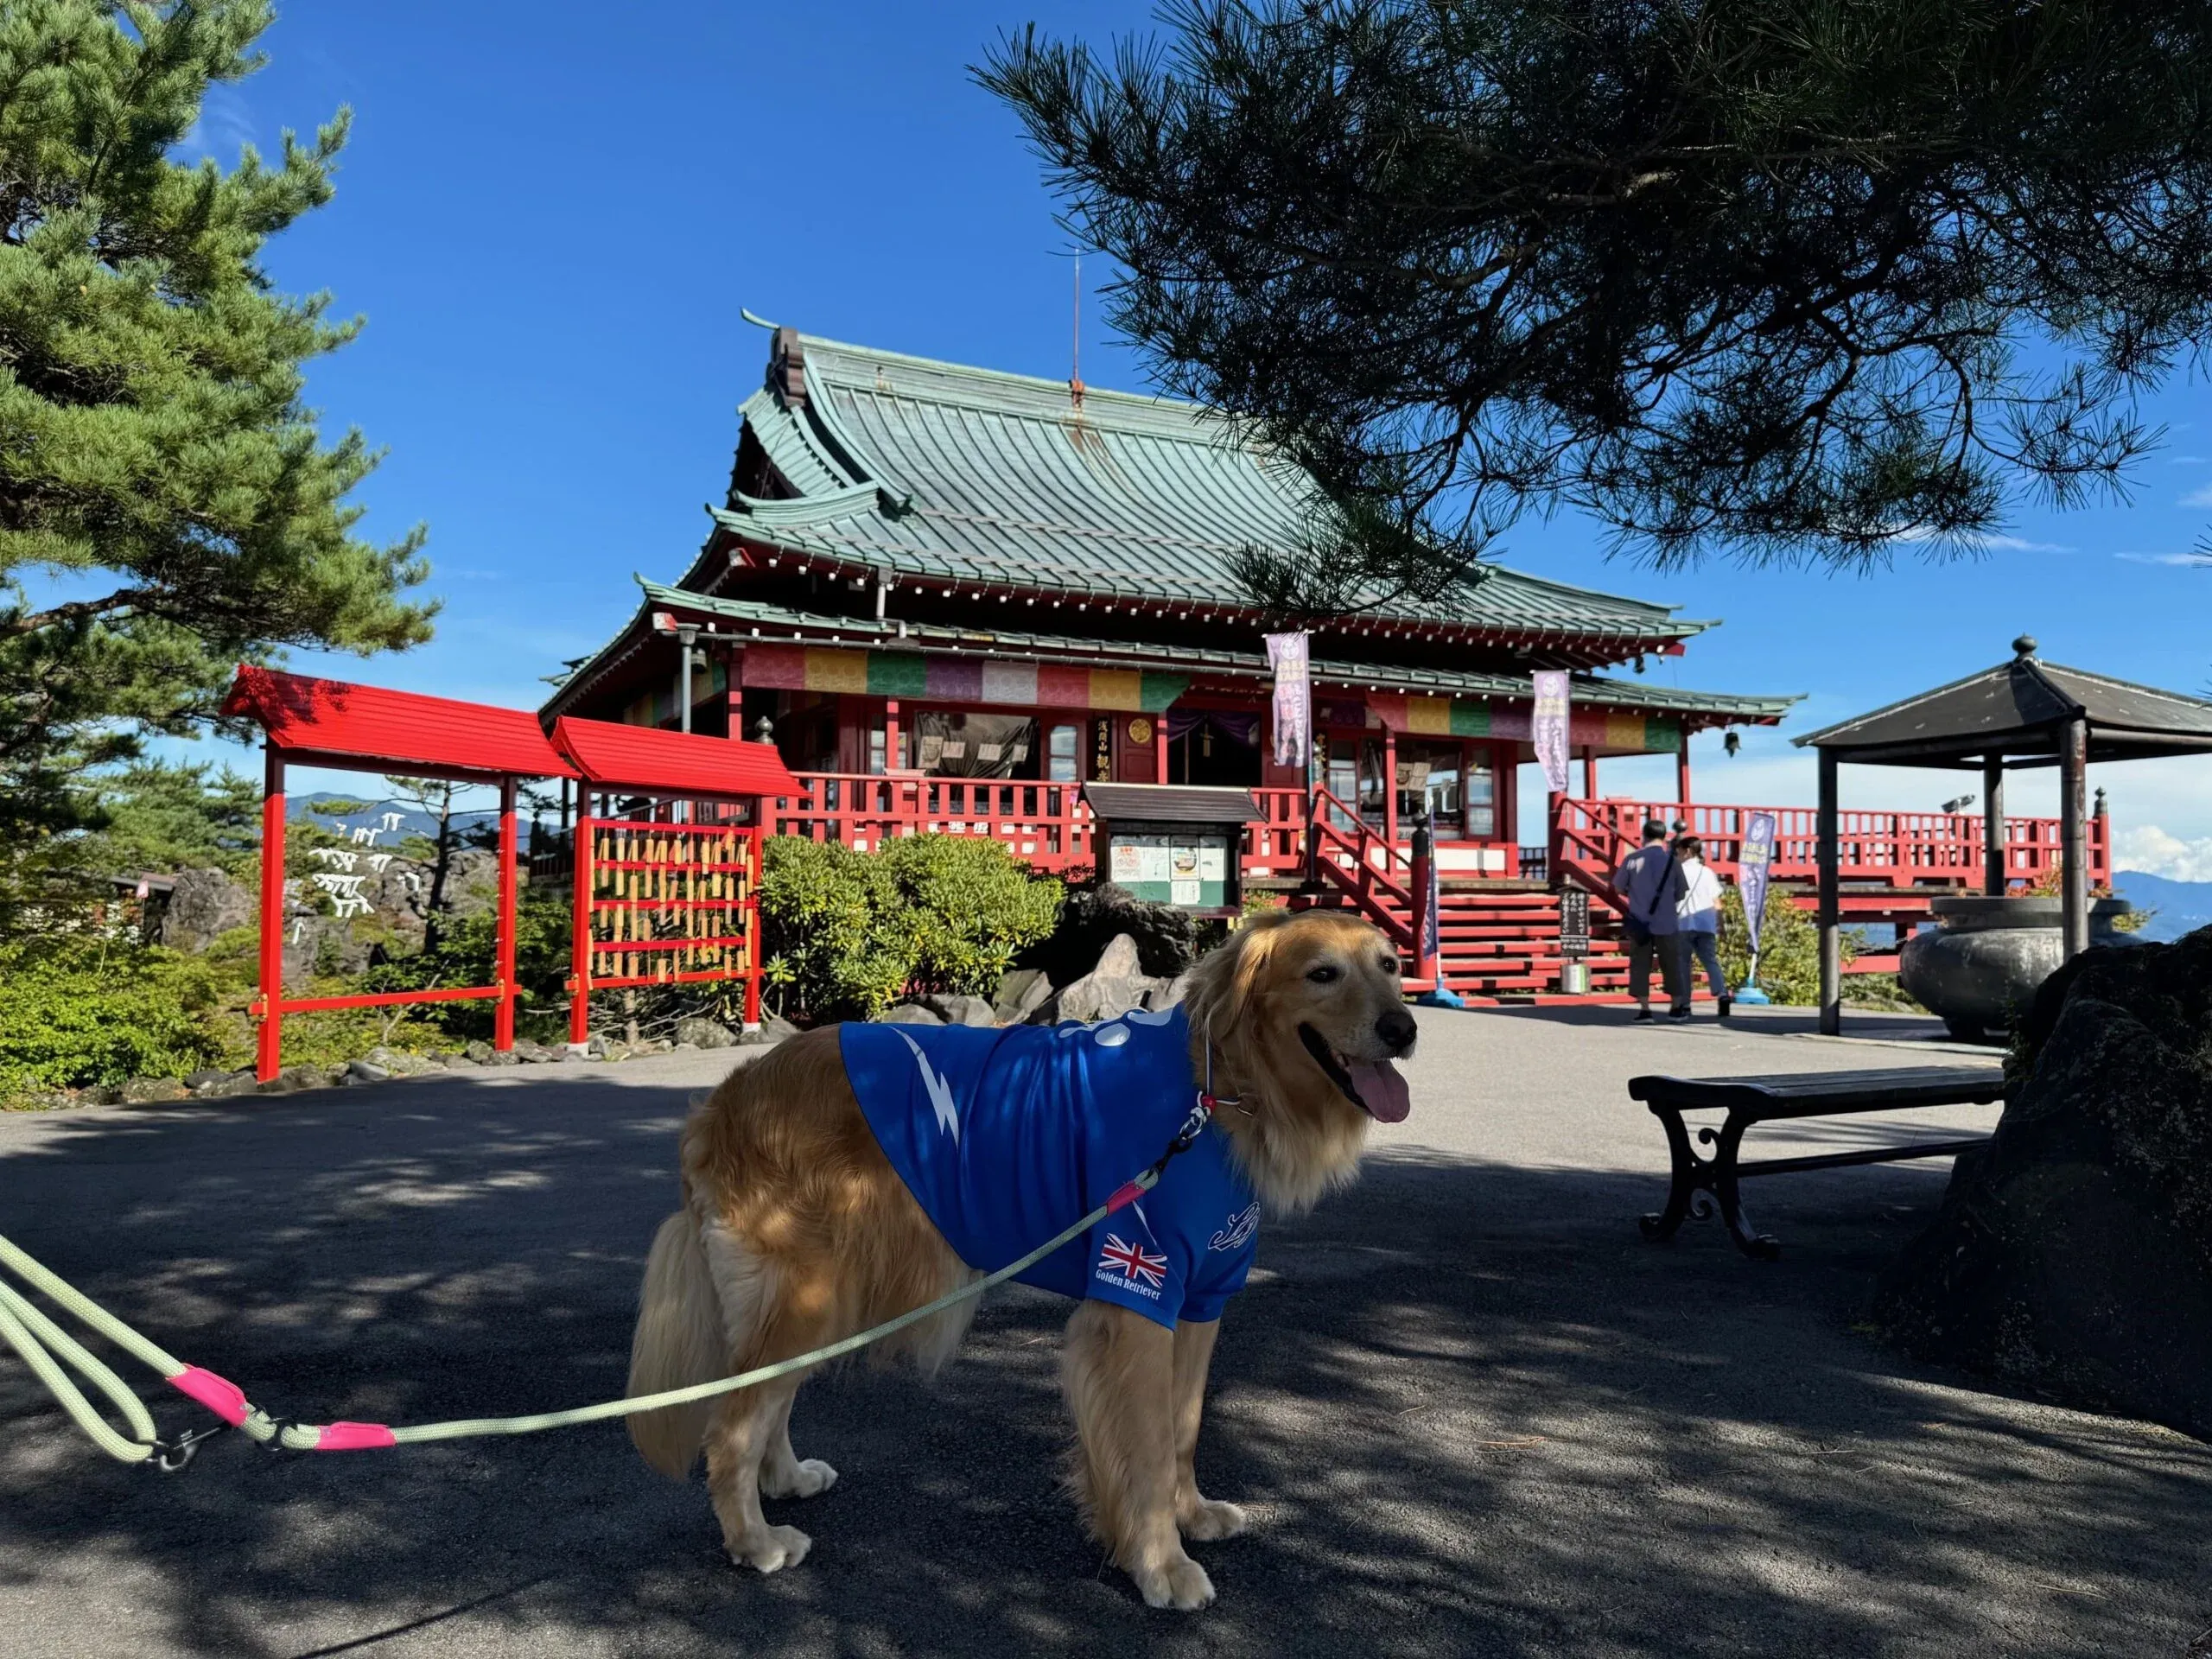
[{"x1": 841, "y1": 1006, "x2": 1260, "y2": 1330}]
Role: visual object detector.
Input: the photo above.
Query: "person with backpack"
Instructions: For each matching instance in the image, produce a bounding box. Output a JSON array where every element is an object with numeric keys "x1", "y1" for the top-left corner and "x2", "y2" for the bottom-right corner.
[
  {"x1": 1672, "y1": 833, "x2": 1731, "y2": 1020},
  {"x1": 1611, "y1": 819, "x2": 1688, "y2": 1021}
]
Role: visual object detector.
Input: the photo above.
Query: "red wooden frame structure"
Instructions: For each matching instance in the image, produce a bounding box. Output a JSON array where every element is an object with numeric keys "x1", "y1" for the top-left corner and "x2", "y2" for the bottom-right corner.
[
  {"x1": 221, "y1": 670, "x2": 798, "y2": 1081},
  {"x1": 550, "y1": 717, "x2": 796, "y2": 1045}
]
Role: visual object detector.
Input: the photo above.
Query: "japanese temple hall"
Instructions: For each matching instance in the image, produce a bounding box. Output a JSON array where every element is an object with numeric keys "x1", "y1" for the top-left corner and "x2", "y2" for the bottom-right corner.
[{"x1": 543, "y1": 322, "x2": 1794, "y2": 882}]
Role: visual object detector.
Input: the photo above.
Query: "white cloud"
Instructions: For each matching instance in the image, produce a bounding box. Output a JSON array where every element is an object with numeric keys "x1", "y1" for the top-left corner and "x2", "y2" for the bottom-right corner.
[
  {"x1": 2115, "y1": 824, "x2": 2212, "y2": 882},
  {"x1": 2114, "y1": 551, "x2": 2206, "y2": 567},
  {"x1": 1894, "y1": 527, "x2": 2071, "y2": 553},
  {"x1": 2181, "y1": 483, "x2": 2212, "y2": 508}
]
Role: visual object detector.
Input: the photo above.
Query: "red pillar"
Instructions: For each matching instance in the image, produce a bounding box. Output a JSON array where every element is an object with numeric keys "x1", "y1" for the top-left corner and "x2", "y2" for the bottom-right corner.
[
  {"x1": 883, "y1": 696, "x2": 901, "y2": 773},
  {"x1": 1580, "y1": 745, "x2": 1596, "y2": 799},
  {"x1": 742, "y1": 827, "x2": 764, "y2": 1032},
  {"x1": 255, "y1": 746, "x2": 287, "y2": 1083},
  {"x1": 1676, "y1": 741, "x2": 1692, "y2": 809},
  {"x1": 1155, "y1": 715, "x2": 1168, "y2": 783},
  {"x1": 568, "y1": 802, "x2": 594, "y2": 1047},
  {"x1": 495, "y1": 777, "x2": 518, "y2": 1052}
]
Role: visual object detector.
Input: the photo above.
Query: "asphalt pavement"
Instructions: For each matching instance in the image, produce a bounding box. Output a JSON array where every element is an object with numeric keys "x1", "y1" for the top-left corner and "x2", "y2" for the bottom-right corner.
[{"x1": 2, "y1": 1006, "x2": 2206, "y2": 1658}]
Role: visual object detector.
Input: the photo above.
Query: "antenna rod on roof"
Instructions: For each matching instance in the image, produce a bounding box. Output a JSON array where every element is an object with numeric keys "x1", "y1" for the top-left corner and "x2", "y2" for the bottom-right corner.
[{"x1": 1070, "y1": 253, "x2": 1084, "y2": 414}]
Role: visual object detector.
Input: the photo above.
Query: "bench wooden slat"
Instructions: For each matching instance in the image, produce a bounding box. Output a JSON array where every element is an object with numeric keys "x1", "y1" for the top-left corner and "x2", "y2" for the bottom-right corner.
[{"x1": 1628, "y1": 1066, "x2": 2005, "y2": 1120}]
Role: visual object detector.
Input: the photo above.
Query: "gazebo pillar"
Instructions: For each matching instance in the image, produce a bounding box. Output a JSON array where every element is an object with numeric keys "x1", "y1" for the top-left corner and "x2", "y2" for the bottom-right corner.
[
  {"x1": 1817, "y1": 747, "x2": 1841, "y2": 1036},
  {"x1": 1981, "y1": 755, "x2": 2005, "y2": 895},
  {"x1": 2060, "y1": 715, "x2": 2089, "y2": 957}
]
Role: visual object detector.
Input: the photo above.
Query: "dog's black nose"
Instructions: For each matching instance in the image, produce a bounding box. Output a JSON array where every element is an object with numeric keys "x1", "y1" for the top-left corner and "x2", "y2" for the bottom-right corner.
[{"x1": 1376, "y1": 1009, "x2": 1418, "y2": 1052}]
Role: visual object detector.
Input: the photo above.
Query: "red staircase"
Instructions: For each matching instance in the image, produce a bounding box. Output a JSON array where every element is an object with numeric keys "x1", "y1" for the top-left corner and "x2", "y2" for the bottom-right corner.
[{"x1": 1292, "y1": 789, "x2": 1651, "y2": 1004}]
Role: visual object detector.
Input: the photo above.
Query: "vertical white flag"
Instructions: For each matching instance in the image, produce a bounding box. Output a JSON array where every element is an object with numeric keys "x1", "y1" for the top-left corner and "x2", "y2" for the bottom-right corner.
[
  {"x1": 1533, "y1": 671, "x2": 1571, "y2": 792},
  {"x1": 1265, "y1": 632, "x2": 1312, "y2": 768}
]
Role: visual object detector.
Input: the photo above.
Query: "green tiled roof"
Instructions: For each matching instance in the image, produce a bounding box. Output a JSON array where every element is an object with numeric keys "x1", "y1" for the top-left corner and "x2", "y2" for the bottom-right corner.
[
  {"x1": 712, "y1": 328, "x2": 1710, "y2": 644},
  {"x1": 540, "y1": 582, "x2": 1794, "y2": 727}
]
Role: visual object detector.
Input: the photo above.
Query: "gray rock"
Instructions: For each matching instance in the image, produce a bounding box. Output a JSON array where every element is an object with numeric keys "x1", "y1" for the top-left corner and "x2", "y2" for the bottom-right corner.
[
  {"x1": 1875, "y1": 928, "x2": 2212, "y2": 1438},
  {"x1": 261, "y1": 1065, "x2": 330, "y2": 1095},
  {"x1": 486, "y1": 1048, "x2": 520, "y2": 1067},
  {"x1": 1055, "y1": 971, "x2": 1157, "y2": 1024},
  {"x1": 158, "y1": 868, "x2": 255, "y2": 953},
  {"x1": 991, "y1": 968, "x2": 1054, "y2": 1025},
  {"x1": 198, "y1": 1071, "x2": 260, "y2": 1099},
  {"x1": 464, "y1": 1040, "x2": 495, "y2": 1065},
  {"x1": 879, "y1": 1003, "x2": 944, "y2": 1026},
  {"x1": 184, "y1": 1068, "x2": 234, "y2": 1090},
  {"x1": 1147, "y1": 974, "x2": 1191, "y2": 1011},
  {"x1": 923, "y1": 993, "x2": 998, "y2": 1028},
  {"x1": 1095, "y1": 933, "x2": 1143, "y2": 979},
  {"x1": 1025, "y1": 885, "x2": 1198, "y2": 985},
  {"x1": 119, "y1": 1077, "x2": 188, "y2": 1104},
  {"x1": 734, "y1": 1015, "x2": 798, "y2": 1046},
  {"x1": 361, "y1": 1046, "x2": 431, "y2": 1076},
  {"x1": 674, "y1": 1016, "x2": 736, "y2": 1050},
  {"x1": 597, "y1": 1042, "x2": 631, "y2": 1063},
  {"x1": 346, "y1": 1059, "x2": 392, "y2": 1084}
]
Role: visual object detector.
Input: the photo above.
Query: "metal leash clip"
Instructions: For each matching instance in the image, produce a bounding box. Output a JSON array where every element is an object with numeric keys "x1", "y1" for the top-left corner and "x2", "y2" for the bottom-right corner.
[{"x1": 149, "y1": 1425, "x2": 225, "y2": 1474}]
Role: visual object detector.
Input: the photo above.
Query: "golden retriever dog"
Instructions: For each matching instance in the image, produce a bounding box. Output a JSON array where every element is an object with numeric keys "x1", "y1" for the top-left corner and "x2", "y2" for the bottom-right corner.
[{"x1": 626, "y1": 909, "x2": 1414, "y2": 1610}]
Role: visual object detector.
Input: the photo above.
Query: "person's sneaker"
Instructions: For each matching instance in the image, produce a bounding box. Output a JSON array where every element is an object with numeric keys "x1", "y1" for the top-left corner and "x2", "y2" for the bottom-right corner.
[
  {"x1": 1669, "y1": 1007, "x2": 1693, "y2": 1022},
  {"x1": 1718, "y1": 995, "x2": 1733, "y2": 1019},
  {"x1": 1634, "y1": 1006, "x2": 1654, "y2": 1022}
]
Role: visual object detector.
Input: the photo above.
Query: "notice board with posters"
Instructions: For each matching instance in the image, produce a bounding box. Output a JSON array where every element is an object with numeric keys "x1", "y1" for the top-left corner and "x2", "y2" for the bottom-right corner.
[{"x1": 1081, "y1": 783, "x2": 1260, "y2": 917}]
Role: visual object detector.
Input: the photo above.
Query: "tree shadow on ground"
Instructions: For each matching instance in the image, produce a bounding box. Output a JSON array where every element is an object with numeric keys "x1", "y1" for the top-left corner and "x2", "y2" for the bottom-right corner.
[{"x1": 1, "y1": 1073, "x2": 2205, "y2": 1659}]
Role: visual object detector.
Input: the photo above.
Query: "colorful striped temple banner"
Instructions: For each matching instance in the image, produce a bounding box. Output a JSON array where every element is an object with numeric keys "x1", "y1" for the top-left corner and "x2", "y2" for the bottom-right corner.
[
  {"x1": 741, "y1": 645, "x2": 1188, "y2": 713},
  {"x1": 1364, "y1": 692, "x2": 1681, "y2": 753}
]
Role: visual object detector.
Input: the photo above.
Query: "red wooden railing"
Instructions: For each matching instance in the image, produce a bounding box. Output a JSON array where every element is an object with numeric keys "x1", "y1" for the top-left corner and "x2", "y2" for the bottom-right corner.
[
  {"x1": 770, "y1": 773, "x2": 1313, "y2": 880},
  {"x1": 1549, "y1": 797, "x2": 2108, "y2": 899},
  {"x1": 1304, "y1": 786, "x2": 1416, "y2": 947}
]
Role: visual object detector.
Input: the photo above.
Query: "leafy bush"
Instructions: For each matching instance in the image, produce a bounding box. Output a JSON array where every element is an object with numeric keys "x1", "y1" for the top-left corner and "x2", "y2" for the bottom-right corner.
[
  {"x1": 0, "y1": 938, "x2": 228, "y2": 1099},
  {"x1": 358, "y1": 885, "x2": 574, "y2": 1041},
  {"x1": 1715, "y1": 882, "x2": 1852, "y2": 1006},
  {"x1": 760, "y1": 835, "x2": 1063, "y2": 1021}
]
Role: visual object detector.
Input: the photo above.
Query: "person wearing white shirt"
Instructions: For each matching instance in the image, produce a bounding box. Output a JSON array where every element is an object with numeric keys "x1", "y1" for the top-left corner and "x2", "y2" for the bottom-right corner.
[{"x1": 1672, "y1": 834, "x2": 1730, "y2": 1020}]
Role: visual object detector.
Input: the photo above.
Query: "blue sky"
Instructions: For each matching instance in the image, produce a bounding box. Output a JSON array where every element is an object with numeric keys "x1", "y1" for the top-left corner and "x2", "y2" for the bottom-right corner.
[{"x1": 182, "y1": 2, "x2": 2212, "y2": 871}]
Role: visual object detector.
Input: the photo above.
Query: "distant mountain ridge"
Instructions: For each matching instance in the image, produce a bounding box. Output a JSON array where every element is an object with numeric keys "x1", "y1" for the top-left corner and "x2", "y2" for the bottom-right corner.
[
  {"x1": 2112, "y1": 870, "x2": 2212, "y2": 944},
  {"x1": 289, "y1": 792, "x2": 500, "y2": 846}
]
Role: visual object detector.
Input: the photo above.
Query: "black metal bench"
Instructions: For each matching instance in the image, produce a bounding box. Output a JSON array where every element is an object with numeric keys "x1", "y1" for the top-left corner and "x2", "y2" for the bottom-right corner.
[{"x1": 1628, "y1": 1067, "x2": 2006, "y2": 1260}]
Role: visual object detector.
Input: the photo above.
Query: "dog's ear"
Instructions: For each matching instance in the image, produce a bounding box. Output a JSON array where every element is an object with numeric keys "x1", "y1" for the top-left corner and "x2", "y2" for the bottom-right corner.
[{"x1": 1185, "y1": 912, "x2": 1288, "y2": 1071}]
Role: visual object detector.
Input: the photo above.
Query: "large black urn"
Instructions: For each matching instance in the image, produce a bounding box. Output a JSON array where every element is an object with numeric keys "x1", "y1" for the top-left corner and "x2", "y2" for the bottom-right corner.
[{"x1": 1899, "y1": 895, "x2": 2135, "y2": 1039}]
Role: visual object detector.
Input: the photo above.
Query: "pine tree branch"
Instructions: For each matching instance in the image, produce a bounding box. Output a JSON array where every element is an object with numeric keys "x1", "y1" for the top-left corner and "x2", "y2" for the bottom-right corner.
[{"x1": 2, "y1": 589, "x2": 149, "y2": 637}]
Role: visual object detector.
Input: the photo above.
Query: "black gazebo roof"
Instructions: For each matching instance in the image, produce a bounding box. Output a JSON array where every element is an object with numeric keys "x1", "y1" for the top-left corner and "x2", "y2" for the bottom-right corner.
[{"x1": 1793, "y1": 637, "x2": 2212, "y2": 769}]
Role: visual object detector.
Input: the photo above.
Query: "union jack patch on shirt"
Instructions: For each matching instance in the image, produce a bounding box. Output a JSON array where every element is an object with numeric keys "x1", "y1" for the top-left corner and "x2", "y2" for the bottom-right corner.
[{"x1": 1097, "y1": 1234, "x2": 1167, "y2": 1289}]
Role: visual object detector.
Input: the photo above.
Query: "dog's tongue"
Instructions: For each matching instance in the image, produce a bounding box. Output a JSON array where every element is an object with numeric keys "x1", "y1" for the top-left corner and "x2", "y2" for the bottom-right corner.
[{"x1": 1348, "y1": 1059, "x2": 1411, "y2": 1122}]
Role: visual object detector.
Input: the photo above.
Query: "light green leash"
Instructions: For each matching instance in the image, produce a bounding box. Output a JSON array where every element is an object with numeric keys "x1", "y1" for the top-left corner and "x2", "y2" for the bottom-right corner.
[{"x1": 0, "y1": 1098, "x2": 1214, "y2": 1468}]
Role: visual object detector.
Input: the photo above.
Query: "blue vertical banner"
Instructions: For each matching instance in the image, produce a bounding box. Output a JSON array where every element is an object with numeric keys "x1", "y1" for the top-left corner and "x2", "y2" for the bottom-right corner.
[
  {"x1": 1421, "y1": 842, "x2": 1441, "y2": 964},
  {"x1": 1265, "y1": 632, "x2": 1312, "y2": 769},
  {"x1": 1532, "y1": 671, "x2": 1571, "y2": 792},
  {"x1": 1738, "y1": 810, "x2": 1778, "y2": 973}
]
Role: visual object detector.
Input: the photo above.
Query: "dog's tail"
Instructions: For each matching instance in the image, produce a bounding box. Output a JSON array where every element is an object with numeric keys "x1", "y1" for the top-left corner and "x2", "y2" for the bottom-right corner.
[{"x1": 626, "y1": 1206, "x2": 726, "y2": 1478}]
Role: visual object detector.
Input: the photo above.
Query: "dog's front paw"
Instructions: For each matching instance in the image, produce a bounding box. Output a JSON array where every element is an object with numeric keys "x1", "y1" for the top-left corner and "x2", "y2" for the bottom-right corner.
[
  {"x1": 1134, "y1": 1554, "x2": 1216, "y2": 1611},
  {"x1": 761, "y1": 1458, "x2": 838, "y2": 1499},
  {"x1": 728, "y1": 1524, "x2": 812, "y2": 1575},
  {"x1": 1180, "y1": 1498, "x2": 1249, "y2": 1542}
]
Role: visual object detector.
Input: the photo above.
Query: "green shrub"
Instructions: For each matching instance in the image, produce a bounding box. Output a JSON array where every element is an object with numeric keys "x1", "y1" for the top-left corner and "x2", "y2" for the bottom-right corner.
[
  {"x1": 760, "y1": 834, "x2": 1063, "y2": 1021},
  {"x1": 0, "y1": 938, "x2": 228, "y2": 1099},
  {"x1": 1715, "y1": 883, "x2": 1853, "y2": 1006},
  {"x1": 357, "y1": 886, "x2": 574, "y2": 1041}
]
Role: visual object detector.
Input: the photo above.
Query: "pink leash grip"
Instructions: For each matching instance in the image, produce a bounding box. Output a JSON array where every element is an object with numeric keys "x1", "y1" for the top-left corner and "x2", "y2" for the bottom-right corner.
[
  {"x1": 1102, "y1": 1179, "x2": 1147, "y2": 1214},
  {"x1": 167, "y1": 1366, "x2": 251, "y2": 1427},
  {"x1": 313, "y1": 1421, "x2": 397, "y2": 1452}
]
